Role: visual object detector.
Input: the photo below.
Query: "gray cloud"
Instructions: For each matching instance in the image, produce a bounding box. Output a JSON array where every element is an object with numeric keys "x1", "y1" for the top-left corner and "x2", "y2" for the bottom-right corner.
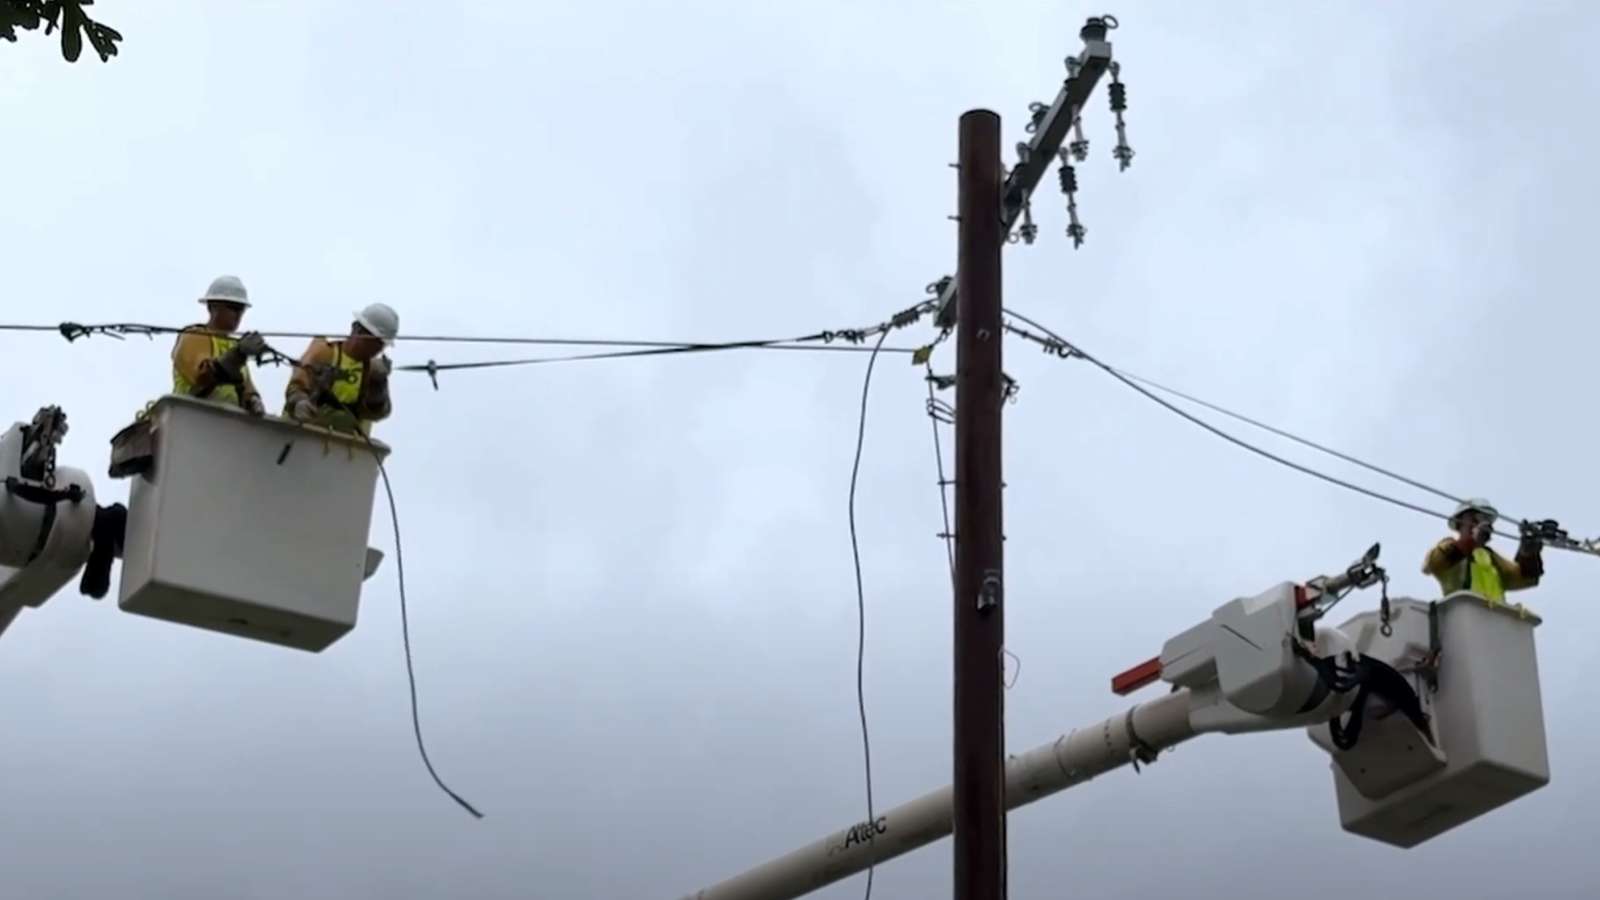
[{"x1": 2, "y1": 1, "x2": 1597, "y2": 898}]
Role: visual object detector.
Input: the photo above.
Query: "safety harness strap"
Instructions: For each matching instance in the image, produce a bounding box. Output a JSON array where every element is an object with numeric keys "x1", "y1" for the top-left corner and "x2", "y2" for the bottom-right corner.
[{"x1": 3, "y1": 476, "x2": 84, "y2": 566}]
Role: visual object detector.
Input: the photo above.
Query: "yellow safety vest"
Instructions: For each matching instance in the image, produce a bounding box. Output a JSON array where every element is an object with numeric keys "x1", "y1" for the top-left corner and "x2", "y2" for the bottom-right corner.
[
  {"x1": 303, "y1": 343, "x2": 371, "y2": 435},
  {"x1": 1440, "y1": 546, "x2": 1506, "y2": 603},
  {"x1": 327, "y1": 343, "x2": 366, "y2": 407},
  {"x1": 173, "y1": 331, "x2": 250, "y2": 407}
]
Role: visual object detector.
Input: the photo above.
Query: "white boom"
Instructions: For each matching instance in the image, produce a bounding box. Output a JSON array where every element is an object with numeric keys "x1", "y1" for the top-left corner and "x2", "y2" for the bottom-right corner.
[
  {"x1": 681, "y1": 552, "x2": 1553, "y2": 900},
  {"x1": 0, "y1": 407, "x2": 100, "y2": 638}
]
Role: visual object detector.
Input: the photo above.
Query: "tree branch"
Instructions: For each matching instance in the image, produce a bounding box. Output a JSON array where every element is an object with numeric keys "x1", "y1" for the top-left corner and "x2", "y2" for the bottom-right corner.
[{"x1": 0, "y1": 1, "x2": 123, "y2": 63}]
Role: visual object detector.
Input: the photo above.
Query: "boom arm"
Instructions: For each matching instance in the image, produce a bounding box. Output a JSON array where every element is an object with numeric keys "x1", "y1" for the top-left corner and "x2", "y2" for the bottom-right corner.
[
  {"x1": 682, "y1": 689, "x2": 1197, "y2": 900},
  {"x1": 0, "y1": 407, "x2": 99, "y2": 638},
  {"x1": 680, "y1": 575, "x2": 1380, "y2": 900}
]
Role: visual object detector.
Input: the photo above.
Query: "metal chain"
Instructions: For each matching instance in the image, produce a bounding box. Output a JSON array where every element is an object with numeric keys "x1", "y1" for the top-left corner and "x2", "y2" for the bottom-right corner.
[
  {"x1": 1379, "y1": 572, "x2": 1393, "y2": 637},
  {"x1": 21, "y1": 405, "x2": 68, "y2": 489},
  {"x1": 40, "y1": 412, "x2": 60, "y2": 490}
]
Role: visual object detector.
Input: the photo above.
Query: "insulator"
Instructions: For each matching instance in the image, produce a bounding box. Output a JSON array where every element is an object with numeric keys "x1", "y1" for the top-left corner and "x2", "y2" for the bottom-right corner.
[
  {"x1": 1058, "y1": 163, "x2": 1078, "y2": 195},
  {"x1": 1109, "y1": 81, "x2": 1127, "y2": 112}
]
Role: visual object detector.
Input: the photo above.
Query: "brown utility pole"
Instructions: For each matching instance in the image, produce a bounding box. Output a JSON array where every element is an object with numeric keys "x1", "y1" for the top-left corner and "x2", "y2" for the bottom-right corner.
[{"x1": 952, "y1": 107, "x2": 1006, "y2": 900}]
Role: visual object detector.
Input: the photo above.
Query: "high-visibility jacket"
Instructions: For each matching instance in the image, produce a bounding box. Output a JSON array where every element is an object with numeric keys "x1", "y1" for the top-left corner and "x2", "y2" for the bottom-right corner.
[
  {"x1": 324, "y1": 341, "x2": 366, "y2": 408},
  {"x1": 1421, "y1": 538, "x2": 1538, "y2": 603},
  {"x1": 285, "y1": 338, "x2": 388, "y2": 435},
  {"x1": 171, "y1": 327, "x2": 256, "y2": 408}
]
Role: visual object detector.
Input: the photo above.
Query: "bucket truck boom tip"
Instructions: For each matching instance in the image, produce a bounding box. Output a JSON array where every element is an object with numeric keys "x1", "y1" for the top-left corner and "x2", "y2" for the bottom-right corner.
[{"x1": 685, "y1": 551, "x2": 1552, "y2": 900}]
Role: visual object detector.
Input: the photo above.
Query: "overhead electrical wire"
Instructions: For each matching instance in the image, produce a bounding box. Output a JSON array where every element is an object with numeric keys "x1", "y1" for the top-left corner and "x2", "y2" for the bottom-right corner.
[
  {"x1": 0, "y1": 320, "x2": 914, "y2": 354},
  {"x1": 0, "y1": 321, "x2": 919, "y2": 392},
  {"x1": 1108, "y1": 369, "x2": 1464, "y2": 510},
  {"x1": 396, "y1": 334, "x2": 915, "y2": 386},
  {"x1": 999, "y1": 308, "x2": 1600, "y2": 556},
  {"x1": 362, "y1": 430, "x2": 485, "y2": 820},
  {"x1": 846, "y1": 328, "x2": 891, "y2": 900}
]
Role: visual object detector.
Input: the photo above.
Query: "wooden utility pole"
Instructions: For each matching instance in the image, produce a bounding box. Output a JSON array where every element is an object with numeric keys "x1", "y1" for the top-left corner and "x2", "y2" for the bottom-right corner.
[{"x1": 952, "y1": 107, "x2": 1006, "y2": 900}]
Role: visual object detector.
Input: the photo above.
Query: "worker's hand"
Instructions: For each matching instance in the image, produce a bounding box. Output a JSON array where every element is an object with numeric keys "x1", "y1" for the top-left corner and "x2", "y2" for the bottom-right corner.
[
  {"x1": 235, "y1": 332, "x2": 267, "y2": 358},
  {"x1": 368, "y1": 355, "x2": 391, "y2": 384},
  {"x1": 312, "y1": 363, "x2": 339, "y2": 392},
  {"x1": 245, "y1": 394, "x2": 266, "y2": 417},
  {"x1": 290, "y1": 397, "x2": 318, "y2": 421}
]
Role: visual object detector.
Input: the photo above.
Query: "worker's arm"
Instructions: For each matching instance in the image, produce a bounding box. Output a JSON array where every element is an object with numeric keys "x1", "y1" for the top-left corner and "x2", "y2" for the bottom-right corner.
[
  {"x1": 239, "y1": 366, "x2": 265, "y2": 415},
  {"x1": 173, "y1": 330, "x2": 227, "y2": 396},
  {"x1": 1498, "y1": 538, "x2": 1545, "y2": 591},
  {"x1": 357, "y1": 355, "x2": 392, "y2": 422},
  {"x1": 1421, "y1": 537, "x2": 1471, "y2": 576},
  {"x1": 285, "y1": 338, "x2": 334, "y2": 411}
]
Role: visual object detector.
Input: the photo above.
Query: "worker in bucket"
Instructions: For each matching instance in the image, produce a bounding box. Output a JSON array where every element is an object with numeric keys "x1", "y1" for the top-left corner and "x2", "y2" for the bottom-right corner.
[
  {"x1": 1421, "y1": 498, "x2": 1544, "y2": 603},
  {"x1": 283, "y1": 302, "x2": 398, "y2": 434},
  {"x1": 171, "y1": 275, "x2": 267, "y2": 416}
]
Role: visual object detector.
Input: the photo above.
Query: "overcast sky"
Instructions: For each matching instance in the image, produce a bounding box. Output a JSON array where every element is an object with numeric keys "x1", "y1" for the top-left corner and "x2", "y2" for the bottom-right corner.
[{"x1": 4, "y1": 1, "x2": 1599, "y2": 898}]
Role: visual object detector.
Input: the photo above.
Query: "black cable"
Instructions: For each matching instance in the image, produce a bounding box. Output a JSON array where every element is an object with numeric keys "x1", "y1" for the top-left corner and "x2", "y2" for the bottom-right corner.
[
  {"x1": 846, "y1": 327, "x2": 890, "y2": 900},
  {"x1": 361, "y1": 431, "x2": 484, "y2": 819},
  {"x1": 1000, "y1": 308, "x2": 1457, "y2": 524},
  {"x1": 1002, "y1": 310, "x2": 1600, "y2": 557},
  {"x1": 0, "y1": 320, "x2": 912, "y2": 354},
  {"x1": 398, "y1": 336, "x2": 916, "y2": 379},
  {"x1": 924, "y1": 366, "x2": 956, "y2": 586},
  {"x1": 1108, "y1": 368, "x2": 1465, "y2": 508}
]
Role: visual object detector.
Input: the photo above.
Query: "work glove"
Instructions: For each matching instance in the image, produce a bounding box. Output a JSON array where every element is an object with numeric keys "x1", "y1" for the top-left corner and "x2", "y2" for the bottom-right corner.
[
  {"x1": 212, "y1": 352, "x2": 245, "y2": 383},
  {"x1": 290, "y1": 397, "x2": 318, "y2": 421},
  {"x1": 312, "y1": 363, "x2": 339, "y2": 393},
  {"x1": 235, "y1": 331, "x2": 267, "y2": 358},
  {"x1": 244, "y1": 393, "x2": 266, "y2": 417},
  {"x1": 368, "y1": 355, "x2": 391, "y2": 386}
]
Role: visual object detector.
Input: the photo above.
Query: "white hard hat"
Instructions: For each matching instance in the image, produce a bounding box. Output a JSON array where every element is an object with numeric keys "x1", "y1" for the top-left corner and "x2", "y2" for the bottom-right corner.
[
  {"x1": 353, "y1": 302, "x2": 399, "y2": 344},
  {"x1": 199, "y1": 275, "x2": 250, "y2": 308},
  {"x1": 1449, "y1": 497, "x2": 1498, "y2": 528}
]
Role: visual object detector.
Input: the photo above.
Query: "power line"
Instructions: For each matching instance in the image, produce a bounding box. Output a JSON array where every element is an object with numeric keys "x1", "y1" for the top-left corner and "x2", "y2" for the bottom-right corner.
[
  {"x1": 846, "y1": 328, "x2": 891, "y2": 900},
  {"x1": 1109, "y1": 369, "x2": 1465, "y2": 510},
  {"x1": 1000, "y1": 308, "x2": 1451, "y2": 520},
  {"x1": 999, "y1": 308, "x2": 1600, "y2": 558},
  {"x1": 397, "y1": 337, "x2": 917, "y2": 387},
  {"x1": 368, "y1": 440, "x2": 485, "y2": 819},
  {"x1": 366, "y1": 441, "x2": 483, "y2": 819},
  {"x1": 0, "y1": 320, "x2": 916, "y2": 355}
]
